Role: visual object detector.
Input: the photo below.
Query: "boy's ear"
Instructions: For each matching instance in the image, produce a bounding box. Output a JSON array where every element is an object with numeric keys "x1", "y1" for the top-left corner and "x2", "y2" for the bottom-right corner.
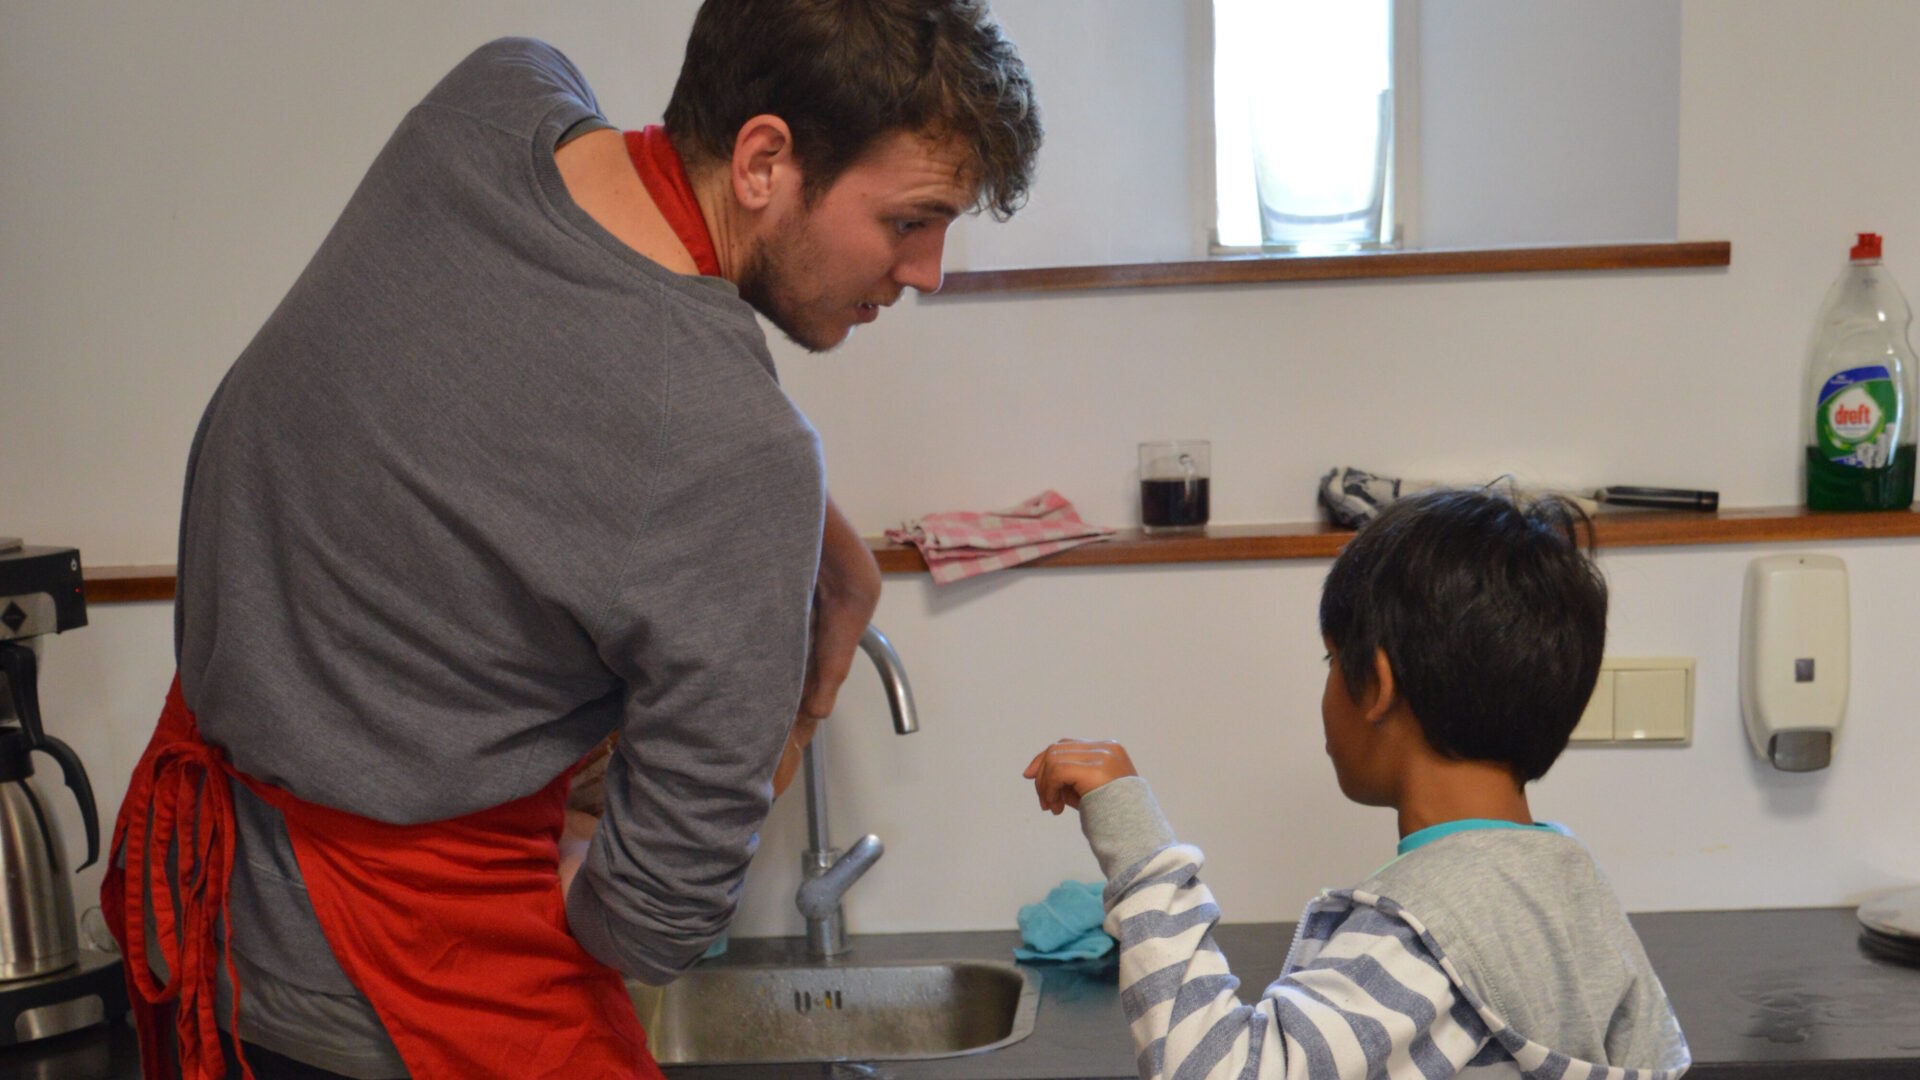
[{"x1": 1364, "y1": 647, "x2": 1399, "y2": 723}]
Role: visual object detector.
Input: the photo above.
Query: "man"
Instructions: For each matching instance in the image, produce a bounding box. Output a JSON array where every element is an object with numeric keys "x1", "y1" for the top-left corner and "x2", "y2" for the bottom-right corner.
[{"x1": 104, "y1": 3, "x2": 1040, "y2": 1078}]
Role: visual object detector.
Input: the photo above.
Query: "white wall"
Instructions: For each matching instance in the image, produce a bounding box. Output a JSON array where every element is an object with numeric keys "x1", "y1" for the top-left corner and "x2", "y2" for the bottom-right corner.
[
  {"x1": 949, "y1": 0, "x2": 1211, "y2": 269},
  {"x1": 7, "y1": 1, "x2": 1920, "y2": 939},
  {"x1": 1417, "y1": 0, "x2": 1682, "y2": 248}
]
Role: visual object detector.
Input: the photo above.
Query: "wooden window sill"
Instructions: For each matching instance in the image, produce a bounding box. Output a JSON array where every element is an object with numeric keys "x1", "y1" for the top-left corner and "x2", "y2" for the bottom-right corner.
[
  {"x1": 81, "y1": 505, "x2": 1915, "y2": 603},
  {"x1": 935, "y1": 241, "x2": 1730, "y2": 296}
]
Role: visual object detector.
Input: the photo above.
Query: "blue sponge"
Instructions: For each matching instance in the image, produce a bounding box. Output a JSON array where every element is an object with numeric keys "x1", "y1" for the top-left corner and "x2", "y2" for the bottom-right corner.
[{"x1": 1013, "y1": 880, "x2": 1114, "y2": 962}]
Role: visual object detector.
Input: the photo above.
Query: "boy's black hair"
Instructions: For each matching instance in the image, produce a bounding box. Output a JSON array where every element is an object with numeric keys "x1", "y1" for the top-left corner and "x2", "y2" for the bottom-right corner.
[{"x1": 1317, "y1": 488, "x2": 1607, "y2": 783}]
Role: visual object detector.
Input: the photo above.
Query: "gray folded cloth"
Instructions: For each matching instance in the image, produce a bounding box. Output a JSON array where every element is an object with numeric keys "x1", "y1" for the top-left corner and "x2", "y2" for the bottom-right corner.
[
  {"x1": 1319, "y1": 467, "x2": 1596, "y2": 528},
  {"x1": 1320, "y1": 466, "x2": 1421, "y2": 528}
]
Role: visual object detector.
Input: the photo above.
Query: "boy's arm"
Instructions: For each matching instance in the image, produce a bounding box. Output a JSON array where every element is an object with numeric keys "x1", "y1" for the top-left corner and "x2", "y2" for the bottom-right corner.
[{"x1": 1080, "y1": 779, "x2": 1495, "y2": 1080}]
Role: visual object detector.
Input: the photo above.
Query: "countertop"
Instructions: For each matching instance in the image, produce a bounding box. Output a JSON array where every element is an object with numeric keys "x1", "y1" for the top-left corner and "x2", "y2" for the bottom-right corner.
[{"x1": 5, "y1": 908, "x2": 1917, "y2": 1079}]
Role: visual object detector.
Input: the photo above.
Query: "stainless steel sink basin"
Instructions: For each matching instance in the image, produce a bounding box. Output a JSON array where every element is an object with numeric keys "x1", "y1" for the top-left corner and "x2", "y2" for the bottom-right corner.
[{"x1": 630, "y1": 960, "x2": 1039, "y2": 1065}]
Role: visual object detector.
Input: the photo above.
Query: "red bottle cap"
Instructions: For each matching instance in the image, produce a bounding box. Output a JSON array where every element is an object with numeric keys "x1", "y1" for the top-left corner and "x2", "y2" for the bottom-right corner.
[{"x1": 1851, "y1": 232, "x2": 1883, "y2": 261}]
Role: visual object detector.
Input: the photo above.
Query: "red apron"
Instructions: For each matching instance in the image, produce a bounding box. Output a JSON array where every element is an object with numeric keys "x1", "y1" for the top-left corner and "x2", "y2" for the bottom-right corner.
[{"x1": 102, "y1": 676, "x2": 665, "y2": 1080}]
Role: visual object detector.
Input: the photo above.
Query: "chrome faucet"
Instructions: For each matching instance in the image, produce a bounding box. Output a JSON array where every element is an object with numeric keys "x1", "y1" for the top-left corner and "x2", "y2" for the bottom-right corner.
[{"x1": 795, "y1": 625, "x2": 918, "y2": 957}]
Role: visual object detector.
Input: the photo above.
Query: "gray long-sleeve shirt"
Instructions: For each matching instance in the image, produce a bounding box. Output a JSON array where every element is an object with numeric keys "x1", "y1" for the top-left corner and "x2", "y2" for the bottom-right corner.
[{"x1": 174, "y1": 38, "x2": 824, "y2": 1074}]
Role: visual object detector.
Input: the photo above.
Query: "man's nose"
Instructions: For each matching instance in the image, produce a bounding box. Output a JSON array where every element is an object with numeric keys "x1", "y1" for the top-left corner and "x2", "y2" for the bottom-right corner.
[{"x1": 893, "y1": 234, "x2": 946, "y2": 295}]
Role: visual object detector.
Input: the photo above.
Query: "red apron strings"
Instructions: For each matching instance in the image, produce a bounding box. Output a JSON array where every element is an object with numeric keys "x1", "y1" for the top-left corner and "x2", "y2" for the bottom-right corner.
[
  {"x1": 103, "y1": 675, "x2": 664, "y2": 1080},
  {"x1": 102, "y1": 677, "x2": 251, "y2": 1080}
]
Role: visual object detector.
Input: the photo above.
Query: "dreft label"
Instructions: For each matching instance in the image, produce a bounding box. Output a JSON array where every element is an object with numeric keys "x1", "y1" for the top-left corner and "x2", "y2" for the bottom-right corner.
[{"x1": 1815, "y1": 365, "x2": 1900, "y2": 468}]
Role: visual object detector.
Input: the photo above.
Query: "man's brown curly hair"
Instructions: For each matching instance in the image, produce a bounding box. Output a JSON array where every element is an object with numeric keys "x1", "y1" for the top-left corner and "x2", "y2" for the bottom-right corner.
[{"x1": 665, "y1": 0, "x2": 1041, "y2": 220}]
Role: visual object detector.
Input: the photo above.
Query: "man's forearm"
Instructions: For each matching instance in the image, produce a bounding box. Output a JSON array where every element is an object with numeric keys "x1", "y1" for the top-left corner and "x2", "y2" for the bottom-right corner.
[{"x1": 775, "y1": 494, "x2": 882, "y2": 797}]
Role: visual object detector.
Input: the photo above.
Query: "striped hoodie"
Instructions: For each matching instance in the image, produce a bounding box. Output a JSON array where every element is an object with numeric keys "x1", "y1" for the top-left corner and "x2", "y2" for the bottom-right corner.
[{"x1": 1080, "y1": 777, "x2": 1691, "y2": 1079}]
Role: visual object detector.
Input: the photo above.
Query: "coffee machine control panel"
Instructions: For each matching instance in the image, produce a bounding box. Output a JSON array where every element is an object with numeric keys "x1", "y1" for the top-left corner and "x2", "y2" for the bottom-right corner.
[{"x1": 0, "y1": 546, "x2": 87, "y2": 643}]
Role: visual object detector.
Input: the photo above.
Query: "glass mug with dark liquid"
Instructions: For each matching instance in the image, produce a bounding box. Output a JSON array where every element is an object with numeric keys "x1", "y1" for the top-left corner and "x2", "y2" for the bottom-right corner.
[{"x1": 1138, "y1": 440, "x2": 1210, "y2": 532}]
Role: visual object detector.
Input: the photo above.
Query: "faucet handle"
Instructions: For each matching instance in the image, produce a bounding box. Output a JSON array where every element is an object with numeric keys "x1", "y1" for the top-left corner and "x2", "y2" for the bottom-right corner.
[
  {"x1": 837, "y1": 833, "x2": 883, "y2": 871},
  {"x1": 796, "y1": 833, "x2": 884, "y2": 919}
]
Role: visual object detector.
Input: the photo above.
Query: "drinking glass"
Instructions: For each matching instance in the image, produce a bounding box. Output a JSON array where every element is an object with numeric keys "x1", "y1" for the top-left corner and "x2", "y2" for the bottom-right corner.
[{"x1": 1139, "y1": 440, "x2": 1211, "y2": 533}]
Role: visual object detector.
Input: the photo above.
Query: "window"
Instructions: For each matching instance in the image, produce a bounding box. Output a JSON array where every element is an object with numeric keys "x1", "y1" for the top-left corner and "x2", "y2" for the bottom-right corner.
[
  {"x1": 944, "y1": 0, "x2": 1677, "y2": 274},
  {"x1": 1212, "y1": 0, "x2": 1400, "y2": 253}
]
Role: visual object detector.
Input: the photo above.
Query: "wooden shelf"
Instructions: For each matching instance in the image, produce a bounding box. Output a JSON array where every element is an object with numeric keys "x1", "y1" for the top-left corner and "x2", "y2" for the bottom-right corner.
[
  {"x1": 80, "y1": 506, "x2": 1919, "y2": 602},
  {"x1": 871, "y1": 506, "x2": 1920, "y2": 575},
  {"x1": 82, "y1": 564, "x2": 178, "y2": 604},
  {"x1": 873, "y1": 521, "x2": 1349, "y2": 572},
  {"x1": 936, "y1": 241, "x2": 1730, "y2": 296}
]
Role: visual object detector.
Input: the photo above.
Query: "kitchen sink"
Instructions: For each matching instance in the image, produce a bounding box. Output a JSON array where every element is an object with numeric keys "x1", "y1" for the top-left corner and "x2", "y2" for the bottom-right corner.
[{"x1": 630, "y1": 960, "x2": 1040, "y2": 1065}]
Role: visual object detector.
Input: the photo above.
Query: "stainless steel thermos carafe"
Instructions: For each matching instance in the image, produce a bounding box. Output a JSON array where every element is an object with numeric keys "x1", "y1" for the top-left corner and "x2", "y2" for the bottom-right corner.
[{"x1": 0, "y1": 640, "x2": 100, "y2": 982}]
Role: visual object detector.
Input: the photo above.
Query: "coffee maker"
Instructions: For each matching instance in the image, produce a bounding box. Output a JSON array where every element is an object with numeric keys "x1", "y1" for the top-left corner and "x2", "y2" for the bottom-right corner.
[{"x1": 0, "y1": 540, "x2": 126, "y2": 1044}]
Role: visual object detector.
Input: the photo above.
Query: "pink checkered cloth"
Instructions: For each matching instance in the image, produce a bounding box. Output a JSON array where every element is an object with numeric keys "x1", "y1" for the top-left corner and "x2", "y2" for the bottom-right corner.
[{"x1": 885, "y1": 491, "x2": 1115, "y2": 584}]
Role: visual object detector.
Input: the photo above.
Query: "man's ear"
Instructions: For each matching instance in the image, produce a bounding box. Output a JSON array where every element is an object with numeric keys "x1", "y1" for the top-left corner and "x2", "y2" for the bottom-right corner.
[
  {"x1": 730, "y1": 114, "x2": 797, "y2": 212},
  {"x1": 1364, "y1": 647, "x2": 1399, "y2": 723}
]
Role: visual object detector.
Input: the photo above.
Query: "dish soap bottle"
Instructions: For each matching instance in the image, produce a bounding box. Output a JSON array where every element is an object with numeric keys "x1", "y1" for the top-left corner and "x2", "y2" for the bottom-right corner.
[{"x1": 1805, "y1": 232, "x2": 1917, "y2": 510}]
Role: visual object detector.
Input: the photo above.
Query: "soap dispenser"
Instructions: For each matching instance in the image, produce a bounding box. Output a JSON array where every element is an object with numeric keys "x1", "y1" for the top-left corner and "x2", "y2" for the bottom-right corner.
[{"x1": 1739, "y1": 554, "x2": 1849, "y2": 771}]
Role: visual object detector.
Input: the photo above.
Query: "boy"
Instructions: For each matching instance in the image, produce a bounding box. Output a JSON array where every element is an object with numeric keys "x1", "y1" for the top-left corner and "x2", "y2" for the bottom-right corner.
[{"x1": 1026, "y1": 489, "x2": 1691, "y2": 1079}]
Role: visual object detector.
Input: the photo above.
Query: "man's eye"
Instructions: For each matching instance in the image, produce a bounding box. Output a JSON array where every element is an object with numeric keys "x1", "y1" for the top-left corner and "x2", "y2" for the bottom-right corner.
[{"x1": 894, "y1": 219, "x2": 926, "y2": 235}]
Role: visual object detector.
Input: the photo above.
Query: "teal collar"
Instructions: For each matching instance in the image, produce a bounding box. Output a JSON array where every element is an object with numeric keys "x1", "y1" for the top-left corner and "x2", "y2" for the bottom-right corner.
[{"x1": 1397, "y1": 818, "x2": 1554, "y2": 857}]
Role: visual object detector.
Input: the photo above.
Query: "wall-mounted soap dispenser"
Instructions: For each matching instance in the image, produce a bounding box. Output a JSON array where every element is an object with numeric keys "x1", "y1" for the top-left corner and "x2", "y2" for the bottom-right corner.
[{"x1": 1740, "y1": 554, "x2": 1849, "y2": 771}]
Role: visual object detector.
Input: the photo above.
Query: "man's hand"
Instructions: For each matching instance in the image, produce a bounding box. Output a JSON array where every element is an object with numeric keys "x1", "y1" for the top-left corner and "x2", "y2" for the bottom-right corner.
[
  {"x1": 560, "y1": 737, "x2": 616, "y2": 899},
  {"x1": 559, "y1": 808, "x2": 598, "y2": 900},
  {"x1": 1023, "y1": 739, "x2": 1140, "y2": 815},
  {"x1": 773, "y1": 496, "x2": 882, "y2": 797}
]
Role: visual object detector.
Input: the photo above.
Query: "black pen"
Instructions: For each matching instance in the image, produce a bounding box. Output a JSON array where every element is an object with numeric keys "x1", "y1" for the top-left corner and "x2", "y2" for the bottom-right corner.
[{"x1": 1593, "y1": 486, "x2": 1720, "y2": 511}]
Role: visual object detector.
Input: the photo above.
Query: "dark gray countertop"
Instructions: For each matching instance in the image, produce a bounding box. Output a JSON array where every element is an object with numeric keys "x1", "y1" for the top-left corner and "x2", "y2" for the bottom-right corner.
[
  {"x1": 5, "y1": 908, "x2": 1918, "y2": 1079},
  {"x1": 1629, "y1": 909, "x2": 1920, "y2": 1080}
]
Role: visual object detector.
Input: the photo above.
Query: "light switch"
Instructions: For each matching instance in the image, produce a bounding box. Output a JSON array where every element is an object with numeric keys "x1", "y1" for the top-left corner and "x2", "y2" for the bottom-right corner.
[
  {"x1": 1564, "y1": 657, "x2": 1693, "y2": 747},
  {"x1": 1570, "y1": 670, "x2": 1615, "y2": 742},
  {"x1": 1615, "y1": 667, "x2": 1690, "y2": 741}
]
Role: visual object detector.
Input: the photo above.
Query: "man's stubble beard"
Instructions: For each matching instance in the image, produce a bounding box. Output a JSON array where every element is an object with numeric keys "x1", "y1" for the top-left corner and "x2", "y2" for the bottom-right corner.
[{"x1": 736, "y1": 215, "x2": 838, "y2": 355}]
